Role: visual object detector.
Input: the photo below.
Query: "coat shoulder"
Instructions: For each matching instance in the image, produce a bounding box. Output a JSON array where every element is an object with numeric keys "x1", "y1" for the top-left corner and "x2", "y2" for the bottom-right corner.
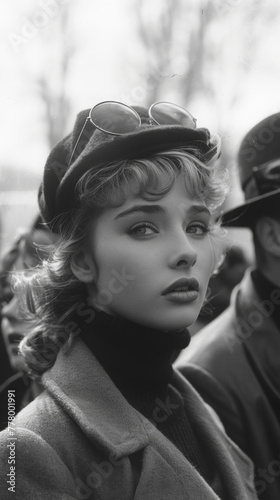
[
  {"x1": 0, "y1": 422, "x2": 77, "y2": 499},
  {"x1": 1, "y1": 389, "x2": 98, "y2": 479}
]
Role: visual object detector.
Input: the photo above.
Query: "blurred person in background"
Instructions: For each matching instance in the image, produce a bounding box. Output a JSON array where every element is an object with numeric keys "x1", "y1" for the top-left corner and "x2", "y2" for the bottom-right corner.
[
  {"x1": 0, "y1": 215, "x2": 55, "y2": 430},
  {"x1": 177, "y1": 112, "x2": 280, "y2": 500},
  {"x1": 0, "y1": 213, "x2": 12, "y2": 385}
]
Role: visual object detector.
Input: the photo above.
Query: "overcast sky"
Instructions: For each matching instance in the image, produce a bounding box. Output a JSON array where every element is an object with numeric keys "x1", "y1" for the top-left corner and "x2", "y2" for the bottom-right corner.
[
  {"x1": 0, "y1": 0, "x2": 279, "y2": 256},
  {"x1": 1, "y1": 0, "x2": 280, "y2": 175}
]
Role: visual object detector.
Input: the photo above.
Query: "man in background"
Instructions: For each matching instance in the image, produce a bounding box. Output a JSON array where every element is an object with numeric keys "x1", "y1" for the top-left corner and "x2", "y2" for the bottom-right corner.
[{"x1": 177, "y1": 112, "x2": 280, "y2": 500}]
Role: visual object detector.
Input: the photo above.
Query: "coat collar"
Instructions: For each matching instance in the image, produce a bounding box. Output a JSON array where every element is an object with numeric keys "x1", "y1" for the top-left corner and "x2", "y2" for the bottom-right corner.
[{"x1": 42, "y1": 338, "x2": 149, "y2": 458}]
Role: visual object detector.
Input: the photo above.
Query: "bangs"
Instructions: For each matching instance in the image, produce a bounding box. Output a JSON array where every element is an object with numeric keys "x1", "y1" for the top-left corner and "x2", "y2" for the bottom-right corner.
[
  {"x1": 77, "y1": 149, "x2": 222, "y2": 211},
  {"x1": 86, "y1": 159, "x2": 178, "y2": 207}
]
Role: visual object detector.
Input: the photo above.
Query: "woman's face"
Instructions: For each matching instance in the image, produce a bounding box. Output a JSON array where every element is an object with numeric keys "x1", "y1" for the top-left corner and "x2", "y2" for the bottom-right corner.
[{"x1": 83, "y1": 174, "x2": 217, "y2": 331}]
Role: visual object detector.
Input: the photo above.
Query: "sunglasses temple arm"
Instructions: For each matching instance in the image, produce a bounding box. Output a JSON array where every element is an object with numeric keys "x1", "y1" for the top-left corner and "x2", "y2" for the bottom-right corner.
[{"x1": 68, "y1": 117, "x2": 93, "y2": 166}]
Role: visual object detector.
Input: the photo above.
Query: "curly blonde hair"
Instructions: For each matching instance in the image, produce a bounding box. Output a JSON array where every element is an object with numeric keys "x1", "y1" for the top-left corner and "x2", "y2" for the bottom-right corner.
[{"x1": 18, "y1": 145, "x2": 228, "y2": 376}]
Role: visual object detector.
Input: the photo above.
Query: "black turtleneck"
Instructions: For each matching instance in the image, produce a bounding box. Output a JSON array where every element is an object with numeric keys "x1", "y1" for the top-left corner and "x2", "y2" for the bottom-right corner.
[
  {"x1": 80, "y1": 311, "x2": 223, "y2": 495},
  {"x1": 81, "y1": 311, "x2": 189, "y2": 394}
]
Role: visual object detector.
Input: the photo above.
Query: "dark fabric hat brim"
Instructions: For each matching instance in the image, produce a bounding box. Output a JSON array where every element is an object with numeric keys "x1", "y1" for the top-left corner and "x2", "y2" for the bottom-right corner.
[{"x1": 221, "y1": 188, "x2": 280, "y2": 227}]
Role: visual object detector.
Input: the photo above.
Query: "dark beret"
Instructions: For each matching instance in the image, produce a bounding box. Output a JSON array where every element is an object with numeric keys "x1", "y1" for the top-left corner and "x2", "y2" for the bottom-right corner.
[{"x1": 38, "y1": 105, "x2": 218, "y2": 231}]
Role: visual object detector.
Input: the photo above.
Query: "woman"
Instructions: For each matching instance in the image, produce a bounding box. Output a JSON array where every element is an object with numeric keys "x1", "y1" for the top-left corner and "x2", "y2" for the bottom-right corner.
[{"x1": 0, "y1": 101, "x2": 257, "y2": 499}]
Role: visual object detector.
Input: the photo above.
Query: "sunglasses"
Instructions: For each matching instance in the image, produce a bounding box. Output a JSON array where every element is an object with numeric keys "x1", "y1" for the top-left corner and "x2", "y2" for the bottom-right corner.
[
  {"x1": 69, "y1": 100, "x2": 197, "y2": 165},
  {"x1": 252, "y1": 159, "x2": 280, "y2": 196}
]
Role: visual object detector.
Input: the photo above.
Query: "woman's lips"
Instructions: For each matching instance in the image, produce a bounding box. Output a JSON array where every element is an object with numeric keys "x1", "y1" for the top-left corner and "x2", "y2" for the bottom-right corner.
[
  {"x1": 162, "y1": 277, "x2": 199, "y2": 294},
  {"x1": 162, "y1": 290, "x2": 199, "y2": 304},
  {"x1": 162, "y1": 277, "x2": 199, "y2": 304}
]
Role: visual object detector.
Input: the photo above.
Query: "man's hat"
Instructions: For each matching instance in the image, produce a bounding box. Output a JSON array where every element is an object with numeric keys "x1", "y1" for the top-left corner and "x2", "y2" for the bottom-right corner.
[
  {"x1": 222, "y1": 112, "x2": 280, "y2": 227},
  {"x1": 38, "y1": 104, "x2": 219, "y2": 231}
]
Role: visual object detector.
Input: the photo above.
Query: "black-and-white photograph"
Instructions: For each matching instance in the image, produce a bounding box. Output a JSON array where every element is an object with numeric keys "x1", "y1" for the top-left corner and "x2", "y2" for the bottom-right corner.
[{"x1": 0, "y1": 1, "x2": 280, "y2": 498}]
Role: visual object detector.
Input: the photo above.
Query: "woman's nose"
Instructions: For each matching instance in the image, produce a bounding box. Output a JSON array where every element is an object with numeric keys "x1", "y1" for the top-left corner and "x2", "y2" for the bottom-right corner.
[{"x1": 168, "y1": 233, "x2": 197, "y2": 270}]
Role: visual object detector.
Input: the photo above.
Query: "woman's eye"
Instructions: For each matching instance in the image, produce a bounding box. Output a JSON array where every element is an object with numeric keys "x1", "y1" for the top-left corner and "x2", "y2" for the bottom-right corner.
[
  {"x1": 129, "y1": 223, "x2": 157, "y2": 236},
  {"x1": 187, "y1": 223, "x2": 209, "y2": 235}
]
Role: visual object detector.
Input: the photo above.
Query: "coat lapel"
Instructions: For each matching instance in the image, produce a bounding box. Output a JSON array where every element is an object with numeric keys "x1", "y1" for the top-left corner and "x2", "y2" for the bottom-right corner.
[
  {"x1": 42, "y1": 338, "x2": 149, "y2": 458},
  {"x1": 172, "y1": 370, "x2": 256, "y2": 499}
]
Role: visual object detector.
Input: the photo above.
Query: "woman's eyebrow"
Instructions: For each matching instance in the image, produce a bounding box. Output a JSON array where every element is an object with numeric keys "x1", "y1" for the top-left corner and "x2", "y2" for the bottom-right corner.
[
  {"x1": 114, "y1": 203, "x2": 210, "y2": 220},
  {"x1": 114, "y1": 204, "x2": 165, "y2": 220},
  {"x1": 189, "y1": 205, "x2": 211, "y2": 217}
]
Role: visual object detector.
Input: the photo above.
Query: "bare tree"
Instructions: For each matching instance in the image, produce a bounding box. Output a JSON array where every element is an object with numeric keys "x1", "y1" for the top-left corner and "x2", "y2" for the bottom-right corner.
[
  {"x1": 134, "y1": 0, "x2": 278, "y2": 121},
  {"x1": 36, "y1": 8, "x2": 75, "y2": 148},
  {"x1": 135, "y1": 0, "x2": 181, "y2": 103},
  {"x1": 133, "y1": 0, "x2": 280, "y2": 209}
]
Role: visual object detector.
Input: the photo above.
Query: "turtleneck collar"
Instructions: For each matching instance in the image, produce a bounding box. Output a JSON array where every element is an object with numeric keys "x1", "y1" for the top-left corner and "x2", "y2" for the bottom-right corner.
[{"x1": 80, "y1": 310, "x2": 190, "y2": 399}]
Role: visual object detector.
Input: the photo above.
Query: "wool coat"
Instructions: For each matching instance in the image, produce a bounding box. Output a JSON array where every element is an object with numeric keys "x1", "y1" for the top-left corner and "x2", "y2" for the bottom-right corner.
[
  {"x1": 177, "y1": 269, "x2": 280, "y2": 500},
  {"x1": 0, "y1": 337, "x2": 257, "y2": 500}
]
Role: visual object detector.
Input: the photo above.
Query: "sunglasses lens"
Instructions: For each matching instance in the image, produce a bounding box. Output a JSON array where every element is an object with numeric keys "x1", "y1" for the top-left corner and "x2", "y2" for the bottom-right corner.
[
  {"x1": 150, "y1": 102, "x2": 196, "y2": 128},
  {"x1": 90, "y1": 102, "x2": 141, "y2": 135}
]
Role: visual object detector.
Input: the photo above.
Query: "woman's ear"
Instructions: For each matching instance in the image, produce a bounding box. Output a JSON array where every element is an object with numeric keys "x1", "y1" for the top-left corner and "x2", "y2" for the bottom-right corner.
[{"x1": 71, "y1": 251, "x2": 96, "y2": 283}]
